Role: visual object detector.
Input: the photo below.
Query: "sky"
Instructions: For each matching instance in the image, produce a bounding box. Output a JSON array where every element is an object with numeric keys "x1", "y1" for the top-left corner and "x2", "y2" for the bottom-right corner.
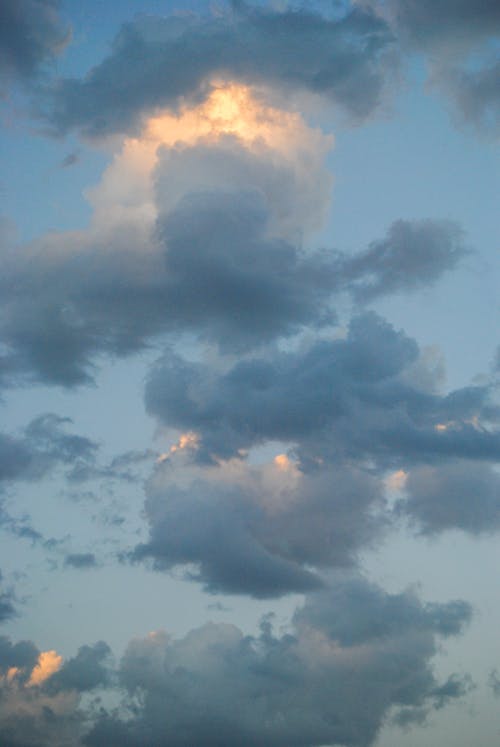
[{"x1": 0, "y1": 1, "x2": 499, "y2": 745}]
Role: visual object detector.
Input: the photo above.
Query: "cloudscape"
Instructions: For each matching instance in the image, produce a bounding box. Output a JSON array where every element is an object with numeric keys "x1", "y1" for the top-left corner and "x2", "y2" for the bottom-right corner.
[{"x1": 0, "y1": 1, "x2": 499, "y2": 745}]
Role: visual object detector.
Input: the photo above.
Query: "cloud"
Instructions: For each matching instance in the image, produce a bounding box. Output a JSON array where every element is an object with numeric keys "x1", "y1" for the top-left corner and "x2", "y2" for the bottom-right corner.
[
  {"x1": 488, "y1": 669, "x2": 500, "y2": 697},
  {"x1": 0, "y1": 574, "x2": 16, "y2": 624},
  {"x1": 145, "y1": 312, "x2": 500, "y2": 468},
  {"x1": 42, "y1": 3, "x2": 394, "y2": 137},
  {"x1": 0, "y1": 636, "x2": 111, "y2": 747},
  {"x1": 0, "y1": 0, "x2": 70, "y2": 88},
  {"x1": 385, "y1": 0, "x2": 500, "y2": 49},
  {"x1": 131, "y1": 462, "x2": 386, "y2": 597},
  {"x1": 335, "y1": 219, "x2": 468, "y2": 301},
  {"x1": 84, "y1": 576, "x2": 472, "y2": 747},
  {"x1": 64, "y1": 553, "x2": 97, "y2": 570},
  {"x1": 396, "y1": 461, "x2": 500, "y2": 535},
  {"x1": 0, "y1": 73, "x2": 467, "y2": 387},
  {"x1": 381, "y1": 0, "x2": 500, "y2": 136},
  {"x1": 0, "y1": 415, "x2": 98, "y2": 485},
  {"x1": 44, "y1": 642, "x2": 112, "y2": 694}
]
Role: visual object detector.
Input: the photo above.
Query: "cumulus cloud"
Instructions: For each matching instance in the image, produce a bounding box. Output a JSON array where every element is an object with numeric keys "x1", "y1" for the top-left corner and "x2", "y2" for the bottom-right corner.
[
  {"x1": 42, "y1": 2, "x2": 395, "y2": 137},
  {"x1": 0, "y1": 75, "x2": 466, "y2": 387},
  {"x1": 84, "y1": 577, "x2": 472, "y2": 747},
  {"x1": 132, "y1": 462, "x2": 385, "y2": 597},
  {"x1": 0, "y1": 0, "x2": 70, "y2": 88}
]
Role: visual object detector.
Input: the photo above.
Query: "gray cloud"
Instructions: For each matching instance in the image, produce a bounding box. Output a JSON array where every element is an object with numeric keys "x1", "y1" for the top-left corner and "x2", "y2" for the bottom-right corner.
[
  {"x1": 386, "y1": 0, "x2": 500, "y2": 50},
  {"x1": 0, "y1": 0, "x2": 70, "y2": 87},
  {"x1": 383, "y1": 0, "x2": 500, "y2": 136},
  {"x1": 440, "y1": 60, "x2": 500, "y2": 138},
  {"x1": 0, "y1": 636, "x2": 38, "y2": 676},
  {"x1": 145, "y1": 312, "x2": 500, "y2": 467},
  {"x1": 0, "y1": 414, "x2": 98, "y2": 485},
  {"x1": 64, "y1": 553, "x2": 97, "y2": 570},
  {"x1": 45, "y1": 641, "x2": 112, "y2": 694},
  {"x1": 336, "y1": 219, "x2": 467, "y2": 301},
  {"x1": 397, "y1": 460, "x2": 500, "y2": 535},
  {"x1": 0, "y1": 574, "x2": 16, "y2": 624},
  {"x1": 84, "y1": 576, "x2": 472, "y2": 747},
  {"x1": 131, "y1": 465, "x2": 385, "y2": 597},
  {"x1": 0, "y1": 144, "x2": 465, "y2": 388},
  {"x1": 43, "y1": 2, "x2": 394, "y2": 137}
]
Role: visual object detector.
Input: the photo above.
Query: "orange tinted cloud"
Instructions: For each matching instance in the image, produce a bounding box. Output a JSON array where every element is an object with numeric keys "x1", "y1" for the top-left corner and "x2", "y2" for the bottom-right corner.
[{"x1": 27, "y1": 650, "x2": 63, "y2": 687}]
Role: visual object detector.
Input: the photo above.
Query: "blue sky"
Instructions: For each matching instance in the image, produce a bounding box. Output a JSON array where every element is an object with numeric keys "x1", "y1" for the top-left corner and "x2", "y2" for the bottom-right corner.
[{"x1": 0, "y1": 2, "x2": 499, "y2": 745}]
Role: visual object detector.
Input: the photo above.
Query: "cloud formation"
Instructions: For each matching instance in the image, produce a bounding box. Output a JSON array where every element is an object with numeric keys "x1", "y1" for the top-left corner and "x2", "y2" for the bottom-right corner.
[
  {"x1": 85, "y1": 577, "x2": 471, "y2": 747},
  {"x1": 43, "y1": 2, "x2": 394, "y2": 137},
  {"x1": 132, "y1": 461, "x2": 385, "y2": 596},
  {"x1": 0, "y1": 76, "x2": 466, "y2": 388},
  {"x1": 145, "y1": 313, "x2": 499, "y2": 467}
]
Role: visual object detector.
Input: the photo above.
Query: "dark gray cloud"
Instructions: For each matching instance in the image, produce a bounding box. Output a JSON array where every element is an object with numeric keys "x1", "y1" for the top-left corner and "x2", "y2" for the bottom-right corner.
[
  {"x1": 383, "y1": 0, "x2": 500, "y2": 136},
  {"x1": 145, "y1": 312, "x2": 500, "y2": 467},
  {"x1": 131, "y1": 465, "x2": 385, "y2": 597},
  {"x1": 0, "y1": 414, "x2": 98, "y2": 484},
  {"x1": 43, "y1": 2, "x2": 394, "y2": 137},
  {"x1": 397, "y1": 460, "x2": 500, "y2": 535},
  {"x1": 0, "y1": 635, "x2": 38, "y2": 675},
  {"x1": 45, "y1": 641, "x2": 112, "y2": 694},
  {"x1": 64, "y1": 553, "x2": 97, "y2": 570},
  {"x1": 0, "y1": 0, "x2": 70, "y2": 87},
  {"x1": 0, "y1": 574, "x2": 16, "y2": 624},
  {"x1": 84, "y1": 576, "x2": 472, "y2": 747}
]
